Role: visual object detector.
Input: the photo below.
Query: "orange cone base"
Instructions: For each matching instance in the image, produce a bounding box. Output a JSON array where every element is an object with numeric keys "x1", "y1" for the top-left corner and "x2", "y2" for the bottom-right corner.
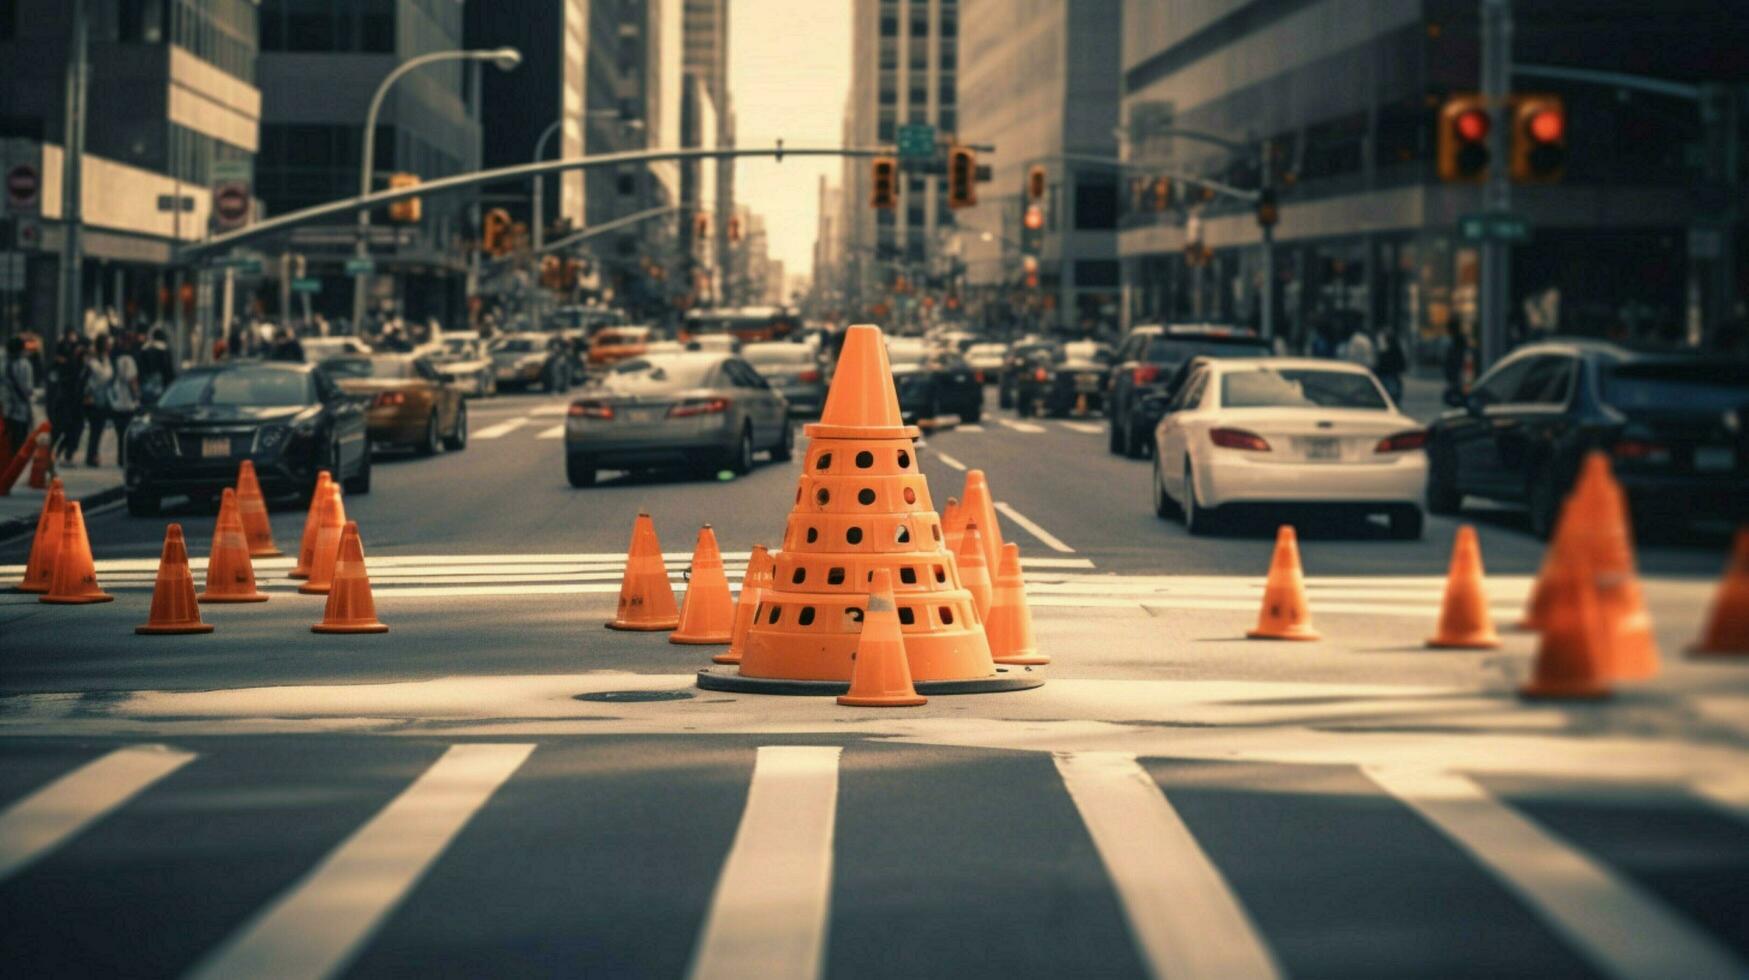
[
  {"x1": 736, "y1": 590, "x2": 993, "y2": 682},
  {"x1": 1426, "y1": 633, "x2": 1501, "y2": 650},
  {"x1": 312, "y1": 621, "x2": 388, "y2": 634},
  {"x1": 296, "y1": 582, "x2": 332, "y2": 596},
  {"x1": 711, "y1": 650, "x2": 740, "y2": 664},
  {"x1": 670, "y1": 631, "x2": 731, "y2": 645},
  {"x1": 1519, "y1": 680, "x2": 1611, "y2": 701},
  {"x1": 288, "y1": 570, "x2": 310, "y2": 580},
  {"x1": 200, "y1": 590, "x2": 270, "y2": 603},
  {"x1": 13, "y1": 583, "x2": 49, "y2": 594},
  {"x1": 994, "y1": 651, "x2": 1051, "y2": 666},
  {"x1": 696, "y1": 665, "x2": 1043, "y2": 696},
  {"x1": 137, "y1": 622, "x2": 215, "y2": 635},
  {"x1": 838, "y1": 691, "x2": 927, "y2": 707},
  {"x1": 250, "y1": 547, "x2": 284, "y2": 558},
  {"x1": 40, "y1": 592, "x2": 114, "y2": 605},
  {"x1": 606, "y1": 618, "x2": 679, "y2": 632},
  {"x1": 1246, "y1": 626, "x2": 1320, "y2": 641}
]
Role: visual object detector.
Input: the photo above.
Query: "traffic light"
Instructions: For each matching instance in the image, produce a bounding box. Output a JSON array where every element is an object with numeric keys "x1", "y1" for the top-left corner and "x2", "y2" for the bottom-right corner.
[
  {"x1": 540, "y1": 255, "x2": 563, "y2": 290},
  {"x1": 1255, "y1": 187, "x2": 1279, "y2": 228},
  {"x1": 694, "y1": 212, "x2": 710, "y2": 238},
  {"x1": 387, "y1": 172, "x2": 421, "y2": 223},
  {"x1": 870, "y1": 156, "x2": 898, "y2": 209},
  {"x1": 1023, "y1": 203, "x2": 1044, "y2": 231},
  {"x1": 1438, "y1": 94, "x2": 1491, "y2": 182},
  {"x1": 1511, "y1": 94, "x2": 1566, "y2": 184},
  {"x1": 1151, "y1": 177, "x2": 1171, "y2": 211},
  {"x1": 947, "y1": 146, "x2": 976, "y2": 209},
  {"x1": 727, "y1": 214, "x2": 742, "y2": 243},
  {"x1": 1026, "y1": 165, "x2": 1046, "y2": 203},
  {"x1": 482, "y1": 208, "x2": 511, "y2": 256}
]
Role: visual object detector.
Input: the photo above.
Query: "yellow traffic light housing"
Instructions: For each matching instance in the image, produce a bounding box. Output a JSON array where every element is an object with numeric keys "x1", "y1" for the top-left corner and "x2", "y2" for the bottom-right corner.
[
  {"x1": 387, "y1": 172, "x2": 421, "y2": 223},
  {"x1": 1511, "y1": 94, "x2": 1567, "y2": 184},
  {"x1": 947, "y1": 146, "x2": 976, "y2": 209},
  {"x1": 482, "y1": 208, "x2": 511, "y2": 256},
  {"x1": 1026, "y1": 165, "x2": 1046, "y2": 202},
  {"x1": 1438, "y1": 94, "x2": 1491, "y2": 183},
  {"x1": 870, "y1": 156, "x2": 898, "y2": 210}
]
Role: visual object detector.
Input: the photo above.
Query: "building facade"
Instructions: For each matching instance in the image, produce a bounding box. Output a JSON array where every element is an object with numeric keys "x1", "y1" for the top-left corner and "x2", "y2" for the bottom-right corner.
[{"x1": 683, "y1": 0, "x2": 734, "y2": 303}]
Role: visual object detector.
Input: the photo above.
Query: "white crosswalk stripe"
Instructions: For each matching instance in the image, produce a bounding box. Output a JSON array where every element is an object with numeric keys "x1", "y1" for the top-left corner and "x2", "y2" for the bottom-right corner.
[
  {"x1": 1060, "y1": 421, "x2": 1103, "y2": 434},
  {"x1": 536, "y1": 424, "x2": 567, "y2": 439},
  {"x1": 0, "y1": 745, "x2": 197, "y2": 882},
  {"x1": 471, "y1": 417, "x2": 532, "y2": 440},
  {"x1": 995, "y1": 418, "x2": 1046, "y2": 434}
]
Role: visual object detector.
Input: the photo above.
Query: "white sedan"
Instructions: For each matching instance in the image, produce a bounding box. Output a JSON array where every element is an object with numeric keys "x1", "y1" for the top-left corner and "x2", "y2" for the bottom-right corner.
[{"x1": 1151, "y1": 357, "x2": 1427, "y2": 538}]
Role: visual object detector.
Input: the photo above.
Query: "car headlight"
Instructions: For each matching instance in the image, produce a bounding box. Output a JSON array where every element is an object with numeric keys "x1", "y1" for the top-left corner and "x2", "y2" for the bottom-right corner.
[{"x1": 259, "y1": 425, "x2": 290, "y2": 450}]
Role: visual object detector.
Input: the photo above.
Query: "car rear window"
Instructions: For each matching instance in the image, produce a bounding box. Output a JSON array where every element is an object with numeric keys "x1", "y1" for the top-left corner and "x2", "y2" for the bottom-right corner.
[
  {"x1": 1145, "y1": 337, "x2": 1271, "y2": 364},
  {"x1": 158, "y1": 370, "x2": 314, "y2": 408},
  {"x1": 1601, "y1": 361, "x2": 1749, "y2": 413},
  {"x1": 1220, "y1": 369, "x2": 1387, "y2": 410},
  {"x1": 605, "y1": 357, "x2": 718, "y2": 391}
]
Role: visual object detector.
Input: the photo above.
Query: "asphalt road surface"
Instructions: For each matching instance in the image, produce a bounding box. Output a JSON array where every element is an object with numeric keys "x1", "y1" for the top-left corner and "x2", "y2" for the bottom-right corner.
[{"x1": 3, "y1": 386, "x2": 1746, "y2": 979}]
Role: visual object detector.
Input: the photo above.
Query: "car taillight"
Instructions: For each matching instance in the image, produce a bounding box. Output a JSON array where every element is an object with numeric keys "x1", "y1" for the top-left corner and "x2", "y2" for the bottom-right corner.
[
  {"x1": 1374, "y1": 429, "x2": 1428, "y2": 453},
  {"x1": 1612, "y1": 439, "x2": 1670, "y2": 463},
  {"x1": 669, "y1": 397, "x2": 729, "y2": 418},
  {"x1": 373, "y1": 391, "x2": 405, "y2": 407},
  {"x1": 569, "y1": 400, "x2": 613, "y2": 419},
  {"x1": 798, "y1": 369, "x2": 821, "y2": 383},
  {"x1": 1132, "y1": 364, "x2": 1160, "y2": 386},
  {"x1": 1033, "y1": 367, "x2": 1049, "y2": 382},
  {"x1": 1210, "y1": 427, "x2": 1271, "y2": 451}
]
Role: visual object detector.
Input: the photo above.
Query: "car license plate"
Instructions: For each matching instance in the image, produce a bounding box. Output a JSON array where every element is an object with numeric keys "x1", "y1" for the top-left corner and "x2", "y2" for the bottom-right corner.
[
  {"x1": 625, "y1": 407, "x2": 661, "y2": 423},
  {"x1": 1695, "y1": 446, "x2": 1735, "y2": 472},
  {"x1": 1076, "y1": 373, "x2": 1100, "y2": 392},
  {"x1": 1302, "y1": 437, "x2": 1340, "y2": 460},
  {"x1": 202, "y1": 437, "x2": 230, "y2": 458}
]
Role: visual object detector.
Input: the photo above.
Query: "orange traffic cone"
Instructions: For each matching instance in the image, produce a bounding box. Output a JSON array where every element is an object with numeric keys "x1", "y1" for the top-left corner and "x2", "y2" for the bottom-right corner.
[
  {"x1": 1426, "y1": 525, "x2": 1500, "y2": 649},
  {"x1": 0, "y1": 424, "x2": 11, "y2": 474},
  {"x1": 289, "y1": 472, "x2": 333, "y2": 579},
  {"x1": 39, "y1": 501, "x2": 112, "y2": 604},
  {"x1": 0, "y1": 421, "x2": 48, "y2": 494},
  {"x1": 1586, "y1": 462, "x2": 1658, "y2": 681},
  {"x1": 1247, "y1": 525, "x2": 1320, "y2": 640},
  {"x1": 957, "y1": 519, "x2": 993, "y2": 622},
  {"x1": 199, "y1": 487, "x2": 269, "y2": 603},
  {"x1": 1520, "y1": 538, "x2": 1612, "y2": 700},
  {"x1": 988, "y1": 542, "x2": 1047, "y2": 665},
  {"x1": 15, "y1": 479, "x2": 65, "y2": 593},
  {"x1": 716, "y1": 544, "x2": 775, "y2": 665},
  {"x1": 672, "y1": 525, "x2": 735, "y2": 644},
  {"x1": 1518, "y1": 463, "x2": 1600, "y2": 631},
  {"x1": 606, "y1": 512, "x2": 680, "y2": 630},
  {"x1": 960, "y1": 469, "x2": 1005, "y2": 571},
  {"x1": 312, "y1": 521, "x2": 388, "y2": 634},
  {"x1": 235, "y1": 460, "x2": 282, "y2": 558},
  {"x1": 26, "y1": 428, "x2": 53, "y2": 490},
  {"x1": 1691, "y1": 526, "x2": 1749, "y2": 657},
  {"x1": 838, "y1": 569, "x2": 927, "y2": 707},
  {"x1": 297, "y1": 484, "x2": 346, "y2": 596},
  {"x1": 136, "y1": 524, "x2": 213, "y2": 634},
  {"x1": 941, "y1": 496, "x2": 966, "y2": 555}
]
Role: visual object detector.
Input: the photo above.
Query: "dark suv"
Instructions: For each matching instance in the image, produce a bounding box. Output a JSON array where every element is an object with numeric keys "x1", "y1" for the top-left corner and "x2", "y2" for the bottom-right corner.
[
  {"x1": 1107, "y1": 324, "x2": 1272, "y2": 457},
  {"x1": 1425, "y1": 339, "x2": 1749, "y2": 537}
]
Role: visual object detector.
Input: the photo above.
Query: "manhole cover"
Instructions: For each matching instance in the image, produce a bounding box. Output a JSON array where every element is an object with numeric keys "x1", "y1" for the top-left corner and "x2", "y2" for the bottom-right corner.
[{"x1": 575, "y1": 690, "x2": 695, "y2": 703}]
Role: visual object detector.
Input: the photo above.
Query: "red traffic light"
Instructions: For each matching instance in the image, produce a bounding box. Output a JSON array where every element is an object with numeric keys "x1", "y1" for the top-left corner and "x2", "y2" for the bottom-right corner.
[
  {"x1": 1023, "y1": 204, "x2": 1044, "y2": 231},
  {"x1": 1455, "y1": 109, "x2": 1489, "y2": 142},
  {"x1": 1527, "y1": 108, "x2": 1564, "y2": 143}
]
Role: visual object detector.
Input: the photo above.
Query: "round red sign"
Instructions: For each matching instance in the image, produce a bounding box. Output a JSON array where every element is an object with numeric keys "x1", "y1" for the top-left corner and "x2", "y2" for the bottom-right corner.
[
  {"x1": 214, "y1": 184, "x2": 249, "y2": 222},
  {"x1": 6, "y1": 164, "x2": 39, "y2": 208}
]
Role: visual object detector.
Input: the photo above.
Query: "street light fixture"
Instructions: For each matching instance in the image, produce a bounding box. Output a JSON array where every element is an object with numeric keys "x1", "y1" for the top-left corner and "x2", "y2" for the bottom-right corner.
[{"x1": 351, "y1": 46, "x2": 522, "y2": 330}]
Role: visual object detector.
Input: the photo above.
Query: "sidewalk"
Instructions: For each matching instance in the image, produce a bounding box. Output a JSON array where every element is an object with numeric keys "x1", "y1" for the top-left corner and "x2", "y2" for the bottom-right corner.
[{"x1": 0, "y1": 428, "x2": 127, "y2": 540}]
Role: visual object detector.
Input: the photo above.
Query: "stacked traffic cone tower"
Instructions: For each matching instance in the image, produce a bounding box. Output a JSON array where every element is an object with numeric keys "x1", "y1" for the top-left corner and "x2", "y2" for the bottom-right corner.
[{"x1": 697, "y1": 323, "x2": 1041, "y2": 695}]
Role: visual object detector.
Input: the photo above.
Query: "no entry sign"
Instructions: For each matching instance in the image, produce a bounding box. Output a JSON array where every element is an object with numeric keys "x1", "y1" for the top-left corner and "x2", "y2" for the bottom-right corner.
[{"x1": 5, "y1": 164, "x2": 39, "y2": 212}]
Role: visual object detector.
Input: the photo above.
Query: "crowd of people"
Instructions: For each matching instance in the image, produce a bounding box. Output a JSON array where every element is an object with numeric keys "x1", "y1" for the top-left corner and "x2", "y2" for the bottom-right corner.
[{"x1": 0, "y1": 319, "x2": 178, "y2": 468}]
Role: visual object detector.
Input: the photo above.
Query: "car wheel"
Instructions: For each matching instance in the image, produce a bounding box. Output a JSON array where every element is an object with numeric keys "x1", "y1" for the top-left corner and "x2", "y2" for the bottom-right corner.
[
  {"x1": 443, "y1": 403, "x2": 468, "y2": 451},
  {"x1": 771, "y1": 419, "x2": 795, "y2": 462},
  {"x1": 1183, "y1": 462, "x2": 1219, "y2": 535},
  {"x1": 727, "y1": 424, "x2": 754, "y2": 475},
  {"x1": 1152, "y1": 455, "x2": 1181, "y2": 519},
  {"x1": 1526, "y1": 462, "x2": 1562, "y2": 540},
  {"x1": 566, "y1": 453, "x2": 596, "y2": 487},
  {"x1": 1426, "y1": 441, "x2": 1462, "y2": 515},
  {"x1": 419, "y1": 412, "x2": 441, "y2": 456},
  {"x1": 126, "y1": 489, "x2": 159, "y2": 517},
  {"x1": 1388, "y1": 506, "x2": 1425, "y2": 540},
  {"x1": 343, "y1": 450, "x2": 372, "y2": 494}
]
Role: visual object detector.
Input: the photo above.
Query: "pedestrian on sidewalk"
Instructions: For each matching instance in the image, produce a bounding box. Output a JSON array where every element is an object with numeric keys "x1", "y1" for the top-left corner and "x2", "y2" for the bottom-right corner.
[
  {"x1": 1442, "y1": 322, "x2": 1469, "y2": 399},
  {"x1": 2, "y1": 335, "x2": 34, "y2": 451},
  {"x1": 107, "y1": 334, "x2": 141, "y2": 468},
  {"x1": 49, "y1": 330, "x2": 89, "y2": 464},
  {"x1": 137, "y1": 327, "x2": 177, "y2": 405},
  {"x1": 1341, "y1": 327, "x2": 1376, "y2": 369},
  {"x1": 81, "y1": 334, "x2": 117, "y2": 467}
]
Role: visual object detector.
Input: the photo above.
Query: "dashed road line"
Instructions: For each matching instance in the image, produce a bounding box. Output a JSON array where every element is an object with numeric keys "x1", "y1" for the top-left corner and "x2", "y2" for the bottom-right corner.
[
  {"x1": 536, "y1": 424, "x2": 567, "y2": 440},
  {"x1": 933, "y1": 451, "x2": 968, "y2": 471},
  {"x1": 190, "y1": 743, "x2": 535, "y2": 980},
  {"x1": 471, "y1": 417, "x2": 532, "y2": 440},
  {"x1": 0, "y1": 745, "x2": 197, "y2": 882},
  {"x1": 1056, "y1": 752, "x2": 1281, "y2": 980},
  {"x1": 994, "y1": 500, "x2": 1075, "y2": 553},
  {"x1": 1366, "y1": 766, "x2": 1746, "y2": 980},
  {"x1": 1061, "y1": 421, "x2": 1104, "y2": 434},
  {"x1": 995, "y1": 418, "x2": 1046, "y2": 434},
  {"x1": 689, "y1": 746, "x2": 841, "y2": 980}
]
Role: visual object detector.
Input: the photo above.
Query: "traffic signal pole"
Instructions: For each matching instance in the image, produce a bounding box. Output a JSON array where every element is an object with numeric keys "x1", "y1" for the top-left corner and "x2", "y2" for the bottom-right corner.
[{"x1": 1479, "y1": 0, "x2": 1513, "y2": 371}]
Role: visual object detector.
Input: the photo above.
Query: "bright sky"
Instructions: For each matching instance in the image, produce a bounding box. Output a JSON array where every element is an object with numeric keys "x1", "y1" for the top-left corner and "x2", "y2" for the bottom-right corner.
[{"x1": 728, "y1": 0, "x2": 851, "y2": 284}]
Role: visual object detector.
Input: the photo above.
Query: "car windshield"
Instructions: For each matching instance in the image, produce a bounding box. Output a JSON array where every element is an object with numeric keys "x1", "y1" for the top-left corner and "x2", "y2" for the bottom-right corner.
[
  {"x1": 1601, "y1": 361, "x2": 1749, "y2": 412},
  {"x1": 493, "y1": 338, "x2": 541, "y2": 354},
  {"x1": 1220, "y1": 369, "x2": 1388, "y2": 410},
  {"x1": 1146, "y1": 337, "x2": 1272, "y2": 364},
  {"x1": 742, "y1": 346, "x2": 813, "y2": 366},
  {"x1": 1062, "y1": 342, "x2": 1113, "y2": 365},
  {"x1": 604, "y1": 357, "x2": 718, "y2": 392},
  {"x1": 158, "y1": 369, "x2": 314, "y2": 408}
]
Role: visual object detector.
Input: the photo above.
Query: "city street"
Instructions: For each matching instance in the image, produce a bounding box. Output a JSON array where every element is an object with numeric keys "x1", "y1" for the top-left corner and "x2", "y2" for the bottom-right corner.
[{"x1": 3, "y1": 386, "x2": 1746, "y2": 978}]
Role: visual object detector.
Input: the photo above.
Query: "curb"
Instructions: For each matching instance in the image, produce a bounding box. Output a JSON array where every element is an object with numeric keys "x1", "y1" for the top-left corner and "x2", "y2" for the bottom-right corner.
[{"x1": 0, "y1": 483, "x2": 127, "y2": 543}]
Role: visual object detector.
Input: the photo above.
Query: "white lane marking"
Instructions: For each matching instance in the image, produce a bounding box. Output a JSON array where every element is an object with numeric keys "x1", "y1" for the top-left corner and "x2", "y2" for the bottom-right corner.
[
  {"x1": 957, "y1": 424, "x2": 985, "y2": 432},
  {"x1": 1061, "y1": 421, "x2": 1103, "y2": 434},
  {"x1": 933, "y1": 451, "x2": 968, "y2": 471},
  {"x1": 689, "y1": 746, "x2": 841, "y2": 980},
  {"x1": 536, "y1": 424, "x2": 567, "y2": 440},
  {"x1": 996, "y1": 418, "x2": 1046, "y2": 434},
  {"x1": 1055, "y1": 752, "x2": 1281, "y2": 980},
  {"x1": 993, "y1": 500, "x2": 1075, "y2": 553},
  {"x1": 190, "y1": 743, "x2": 535, "y2": 980},
  {"x1": 1365, "y1": 767, "x2": 1746, "y2": 980},
  {"x1": 471, "y1": 417, "x2": 531, "y2": 440},
  {"x1": 0, "y1": 745, "x2": 197, "y2": 881},
  {"x1": 529, "y1": 404, "x2": 570, "y2": 416},
  {"x1": 1692, "y1": 774, "x2": 1749, "y2": 826}
]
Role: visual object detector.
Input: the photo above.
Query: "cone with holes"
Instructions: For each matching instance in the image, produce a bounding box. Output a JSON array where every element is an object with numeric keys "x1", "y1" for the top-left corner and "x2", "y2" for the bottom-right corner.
[
  {"x1": 698, "y1": 323, "x2": 1040, "y2": 695},
  {"x1": 671, "y1": 524, "x2": 735, "y2": 644},
  {"x1": 289, "y1": 471, "x2": 332, "y2": 579},
  {"x1": 1691, "y1": 526, "x2": 1749, "y2": 657},
  {"x1": 15, "y1": 479, "x2": 65, "y2": 593},
  {"x1": 1247, "y1": 524, "x2": 1320, "y2": 640},
  {"x1": 199, "y1": 488, "x2": 269, "y2": 603},
  {"x1": 606, "y1": 512, "x2": 680, "y2": 630},
  {"x1": 1426, "y1": 525, "x2": 1500, "y2": 649},
  {"x1": 136, "y1": 524, "x2": 212, "y2": 634},
  {"x1": 837, "y1": 569, "x2": 927, "y2": 707},
  {"x1": 1520, "y1": 535, "x2": 1612, "y2": 700},
  {"x1": 297, "y1": 483, "x2": 346, "y2": 596},
  {"x1": 312, "y1": 521, "x2": 388, "y2": 634},
  {"x1": 235, "y1": 460, "x2": 282, "y2": 557},
  {"x1": 988, "y1": 542, "x2": 1048, "y2": 665},
  {"x1": 39, "y1": 502, "x2": 112, "y2": 604},
  {"x1": 26, "y1": 427, "x2": 53, "y2": 489},
  {"x1": 957, "y1": 519, "x2": 993, "y2": 622},
  {"x1": 0, "y1": 421, "x2": 47, "y2": 494},
  {"x1": 959, "y1": 469, "x2": 1006, "y2": 570},
  {"x1": 716, "y1": 544, "x2": 775, "y2": 665}
]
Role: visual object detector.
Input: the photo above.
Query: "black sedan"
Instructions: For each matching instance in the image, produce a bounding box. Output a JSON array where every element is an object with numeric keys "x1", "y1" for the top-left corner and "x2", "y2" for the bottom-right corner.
[
  {"x1": 1426, "y1": 339, "x2": 1749, "y2": 537},
  {"x1": 123, "y1": 361, "x2": 371, "y2": 516},
  {"x1": 1013, "y1": 340, "x2": 1114, "y2": 417},
  {"x1": 895, "y1": 352, "x2": 983, "y2": 425}
]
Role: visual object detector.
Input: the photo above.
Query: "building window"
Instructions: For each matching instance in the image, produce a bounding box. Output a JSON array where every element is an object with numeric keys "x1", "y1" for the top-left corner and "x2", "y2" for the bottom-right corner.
[
  {"x1": 878, "y1": 118, "x2": 895, "y2": 141},
  {"x1": 937, "y1": 109, "x2": 956, "y2": 133},
  {"x1": 1076, "y1": 260, "x2": 1120, "y2": 288},
  {"x1": 938, "y1": 73, "x2": 954, "y2": 105},
  {"x1": 879, "y1": 13, "x2": 897, "y2": 36},
  {"x1": 879, "y1": 38, "x2": 897, "y2": 70},
  {"x1": 910, "y1": 11, "x2": 927, "y2": 37},
  {"x1": 1075, "y1": 179, "x2": 1118, "y2": 230}
]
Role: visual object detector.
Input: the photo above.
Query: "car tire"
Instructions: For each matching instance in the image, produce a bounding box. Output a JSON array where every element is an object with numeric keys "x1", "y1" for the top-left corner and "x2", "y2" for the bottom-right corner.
[
  {"x1": 126, "y1": 489, "x2": 159, "y2": 518},
  {"x1": 727, "y1": 424, "x2": 755, "y2": 475},
  {"x1": 771, "y1": 420, "x2": 795, "y2": 462},
  {"x1": 419, "y1": 412, "x2": 441, "y2": 456},
  {"x1": 1526, "y1": 461, "x2": 1562, "y2": 540},
  {"x1": 443, "y1": 403, "x2": 468, "y2": 451},
  {"x1": 1388, "y1": 506, "x2": 1425, "y2": 540},
  {"x1": 1183, "y1": 462, "x2": 1219, "y2": 535},
  {"x1": 343, "y1": 450, "x2": 372, "y2": 495},
  {"x1": 1426, "y1": 442, "x2": 1462, "y2": 516},
  {"x1": 1152, "y1": 455, "x2": 1181, "y2": 520},
  {"x1": 566, "y1": 453, "x2": 596, "y2": 487}
]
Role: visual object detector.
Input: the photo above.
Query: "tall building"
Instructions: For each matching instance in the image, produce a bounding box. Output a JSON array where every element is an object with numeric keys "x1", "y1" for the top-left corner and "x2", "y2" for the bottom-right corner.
[
  {"x1": 0, "y1": 0, "x2": 260, "y2": 335},
  {"x1": 958, "y1": 0, "x2": 1122, "y2": 335},
  {"x1": 256, "y1": 0, "x2": 481, "y2": 324},
  {"x1": 841, "y1": 0, "x2": 961, "y2": 321},
  {"x1": 684, "y1": 0, "x2": 733, "y2": 301},
  {"x1": 811, "y1": 175, "x2": 845, "y2": 318},
  {"x1": 1119, "y1": 0, "x2": 1749, "y2": 358}
]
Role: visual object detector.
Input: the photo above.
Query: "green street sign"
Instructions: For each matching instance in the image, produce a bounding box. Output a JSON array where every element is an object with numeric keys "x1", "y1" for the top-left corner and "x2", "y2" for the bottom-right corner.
[
  {"x1": 290, "y1": 277, "x2": 322, "y2": 293},
  {"x1": 896, "y1": 124, "x2": 935, "y2": 160},
  {"x1": 344, "y1": 258, "x2": 375, "y2": 275},
  {"x1": 1458, "y1": 212, "x2": 1531, "y2": 243}
]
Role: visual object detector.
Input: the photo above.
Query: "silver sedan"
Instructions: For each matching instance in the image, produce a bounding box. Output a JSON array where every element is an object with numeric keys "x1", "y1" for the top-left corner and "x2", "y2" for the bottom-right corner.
[
  {"x1": 563, "y1": 352, "x2": 793, "y2": 486},
  {"x1": 742, "y1": 342, "x2": 826, "y2": 416}
]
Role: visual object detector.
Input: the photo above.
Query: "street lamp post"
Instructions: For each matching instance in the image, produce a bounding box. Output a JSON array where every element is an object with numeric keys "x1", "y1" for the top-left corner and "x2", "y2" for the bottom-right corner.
[{"x1": 351, "y1": 46, "x2": 520, "y2": 333}]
